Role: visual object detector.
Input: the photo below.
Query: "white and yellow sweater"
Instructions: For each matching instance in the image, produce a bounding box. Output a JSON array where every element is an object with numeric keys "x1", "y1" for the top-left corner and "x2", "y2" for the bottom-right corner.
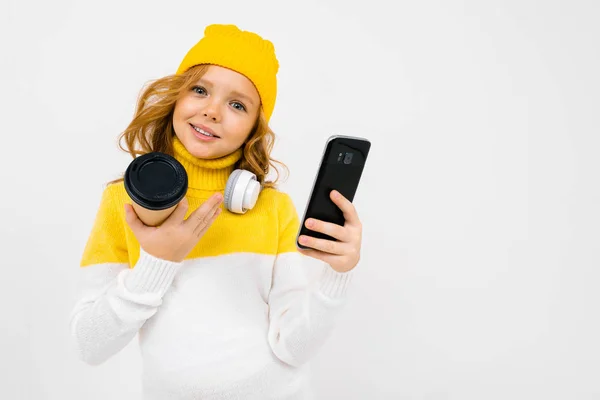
[{"x1": 70, "y1": 137, "x2": 354, "y2": 399}]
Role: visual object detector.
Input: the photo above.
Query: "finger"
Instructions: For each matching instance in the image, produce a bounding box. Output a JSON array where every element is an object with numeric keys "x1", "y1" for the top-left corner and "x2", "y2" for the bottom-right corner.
[
  {"x1": 193, "y1": 207, "x2": 222, "y2": 237},
  {"x1": 185, "y1": 193, "x2": 223, "y2": 230},
  {"x1": 193, "y1": 204, "x2": 221, "y2": 235},
  {"x1": 297, "y1": 235, "x2": 346, "y2": 255},
  {"x1": 298, "y1": 247, "x2": 336, "y2": 266},
  {"x1": 305, "y1": 218, "x2": 348, "y2": 242},
  {"x1": 164, "y1": 197, "x2": 189, "y2": 225},
  {"x1": 124, "y1": 203, "x2": 145, "y2": 232},
  {"x1": 192, "y1": 198, "x2": 222, "y2": 235},
  {"x1": 330, "y1": 190, "x2": 361, "y2": 226}
]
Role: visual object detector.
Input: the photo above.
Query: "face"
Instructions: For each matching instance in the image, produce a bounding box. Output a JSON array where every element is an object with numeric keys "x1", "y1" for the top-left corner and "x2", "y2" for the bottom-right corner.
[{"x1": 172, "y1": 65, "x2": 261, "y2": 159}]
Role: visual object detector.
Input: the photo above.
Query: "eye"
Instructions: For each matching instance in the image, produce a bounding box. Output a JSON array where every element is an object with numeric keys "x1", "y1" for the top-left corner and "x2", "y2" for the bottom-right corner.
[
  {"x1": 230, "y1": 101, "x2": 246, "y2": 112},
  {"x1": 192, "y1": 86, "x2": 207, "y2": 95}
]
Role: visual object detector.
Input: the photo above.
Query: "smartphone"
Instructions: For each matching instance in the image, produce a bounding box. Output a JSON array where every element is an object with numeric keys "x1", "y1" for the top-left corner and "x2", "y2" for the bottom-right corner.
[{"x1": 296, "y1": 135, "x2": 371, "y2": 249}]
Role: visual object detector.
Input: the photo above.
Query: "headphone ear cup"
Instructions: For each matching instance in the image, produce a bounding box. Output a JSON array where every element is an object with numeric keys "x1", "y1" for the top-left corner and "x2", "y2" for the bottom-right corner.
[
  {"x1": 224, "y1": 169, "x2": 261, "y2": 214},
  {"x1": 224, "y1": 169, "x2": 243, "y2": 212}
]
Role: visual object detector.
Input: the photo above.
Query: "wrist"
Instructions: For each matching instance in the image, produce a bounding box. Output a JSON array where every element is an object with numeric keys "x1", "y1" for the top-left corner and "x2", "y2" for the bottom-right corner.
[{"x1": 142, "y1": 246, "x2": 185, "y2": 263}]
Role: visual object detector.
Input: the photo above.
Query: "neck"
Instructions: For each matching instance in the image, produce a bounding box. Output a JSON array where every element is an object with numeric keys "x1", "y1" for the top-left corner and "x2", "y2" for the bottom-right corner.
[{"x1": 171, "y1": 136, "x2": 243, "y2": 190}]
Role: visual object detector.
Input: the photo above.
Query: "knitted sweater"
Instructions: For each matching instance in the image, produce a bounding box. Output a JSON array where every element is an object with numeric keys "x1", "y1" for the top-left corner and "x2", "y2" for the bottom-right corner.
[{"x1": 70, "y1": 137, "x2": 354, "y2": 400}]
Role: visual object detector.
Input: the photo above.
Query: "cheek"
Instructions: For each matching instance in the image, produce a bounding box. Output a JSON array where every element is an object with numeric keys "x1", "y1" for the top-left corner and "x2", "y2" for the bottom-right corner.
[
  {"x1": 174, "y1": 99, "x2": 197, "y2": 119},
  {"x1": 227, "y1": 112, "x2": 256, "y2": 138}
]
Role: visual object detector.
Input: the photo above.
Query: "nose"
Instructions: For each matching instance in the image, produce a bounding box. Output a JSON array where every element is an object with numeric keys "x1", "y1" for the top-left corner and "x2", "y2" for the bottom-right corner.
[{"x1": 202, "y1": 99, "x2": 220, "y2": 122}]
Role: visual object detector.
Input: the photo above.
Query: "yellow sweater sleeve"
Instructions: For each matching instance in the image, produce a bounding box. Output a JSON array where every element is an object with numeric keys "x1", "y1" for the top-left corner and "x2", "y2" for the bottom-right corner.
[
  {"x1": 276, "y1": 192, "x2": 301, "y2": 254},
  {"x1": 80, "y1": 183, "x2": 129, "y2": 267}
]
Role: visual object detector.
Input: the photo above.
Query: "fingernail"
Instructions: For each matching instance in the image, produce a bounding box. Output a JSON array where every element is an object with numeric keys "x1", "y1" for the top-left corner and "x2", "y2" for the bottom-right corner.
[{"x1": 306, "y1": 219, "x2": 314, "y2": 228}]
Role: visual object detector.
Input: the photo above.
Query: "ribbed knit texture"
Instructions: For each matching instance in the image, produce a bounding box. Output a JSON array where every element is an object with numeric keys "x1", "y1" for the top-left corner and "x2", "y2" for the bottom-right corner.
[
  {"x1": 171, "y1": 135, "x2": 243, "y2": 190},
  {"x1": 71, "y1": 140, "x2": 356, "y2": 399}
]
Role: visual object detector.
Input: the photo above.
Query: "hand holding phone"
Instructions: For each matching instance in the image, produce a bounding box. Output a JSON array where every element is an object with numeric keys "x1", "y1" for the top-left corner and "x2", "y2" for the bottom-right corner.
[{"x1": 296, "y1": 135, "x2": 371, "y2": 272}]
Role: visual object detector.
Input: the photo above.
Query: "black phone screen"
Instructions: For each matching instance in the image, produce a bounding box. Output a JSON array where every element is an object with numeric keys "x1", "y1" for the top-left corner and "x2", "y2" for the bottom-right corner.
[{"x1": 297, "y1": 136, "x2": 371, "y2": 248}]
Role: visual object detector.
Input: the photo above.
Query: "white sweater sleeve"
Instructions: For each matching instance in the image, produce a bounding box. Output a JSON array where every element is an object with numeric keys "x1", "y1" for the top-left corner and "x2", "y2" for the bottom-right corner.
[
  {"x1": 69, "y1": 248, "x2": 182, "y2": 365},
  {"x1": 267, "y1": 252, "x2": 354, "y2": 367}
]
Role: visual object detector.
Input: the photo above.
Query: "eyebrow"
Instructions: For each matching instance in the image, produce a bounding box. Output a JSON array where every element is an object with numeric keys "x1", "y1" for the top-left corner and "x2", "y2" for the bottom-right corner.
[{"x1": 196, "y1": 78, "x2": 256, "y2": 106}]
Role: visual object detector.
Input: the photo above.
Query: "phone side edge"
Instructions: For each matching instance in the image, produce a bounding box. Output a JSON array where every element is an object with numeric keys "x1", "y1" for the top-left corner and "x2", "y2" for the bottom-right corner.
[{"x1": 295, "y1": 137, "x2": 335, "y2": 250}]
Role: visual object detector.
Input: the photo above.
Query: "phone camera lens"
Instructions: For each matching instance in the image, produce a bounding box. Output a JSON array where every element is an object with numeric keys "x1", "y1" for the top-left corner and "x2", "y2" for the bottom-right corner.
[{"x1": 343, "y1": 153, "x2": 353, "y2": 164}]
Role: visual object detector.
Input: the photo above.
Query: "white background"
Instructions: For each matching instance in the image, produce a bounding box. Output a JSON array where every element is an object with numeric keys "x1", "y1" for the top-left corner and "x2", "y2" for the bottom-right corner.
[{"x1": 2, "y1": 0, "x2": 599, "y2": 398}]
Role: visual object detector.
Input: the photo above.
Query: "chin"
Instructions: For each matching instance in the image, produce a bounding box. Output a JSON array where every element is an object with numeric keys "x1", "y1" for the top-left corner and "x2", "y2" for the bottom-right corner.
[
  {"x1": 189, "y1": 140, "x2": 233, "y2": 160},
  {"x1": 187, "y1": 143, "x2": 218, "y2": 159}
]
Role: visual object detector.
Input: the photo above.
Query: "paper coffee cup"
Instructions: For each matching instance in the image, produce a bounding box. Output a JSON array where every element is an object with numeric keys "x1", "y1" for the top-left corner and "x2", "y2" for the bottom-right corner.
[{"x1": 124, "y1": 152, "x2": 188, "y2": 226}]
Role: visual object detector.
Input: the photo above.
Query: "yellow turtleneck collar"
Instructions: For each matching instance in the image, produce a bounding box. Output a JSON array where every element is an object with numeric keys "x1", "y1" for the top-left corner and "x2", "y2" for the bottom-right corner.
[{"x1": 172, "y1": 136, "x2": 243, "y2": 191}]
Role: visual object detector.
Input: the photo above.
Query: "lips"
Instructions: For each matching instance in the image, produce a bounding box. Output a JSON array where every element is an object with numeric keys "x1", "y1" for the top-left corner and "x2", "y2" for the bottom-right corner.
[{"x1": 190, "y1": 123, "x2": 220, "y2": 138}]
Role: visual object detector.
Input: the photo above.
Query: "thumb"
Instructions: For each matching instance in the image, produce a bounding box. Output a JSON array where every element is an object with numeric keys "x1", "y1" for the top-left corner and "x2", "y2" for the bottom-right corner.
[{"x1": 124, "y1": 203, "x2": 145, "y2": 233}]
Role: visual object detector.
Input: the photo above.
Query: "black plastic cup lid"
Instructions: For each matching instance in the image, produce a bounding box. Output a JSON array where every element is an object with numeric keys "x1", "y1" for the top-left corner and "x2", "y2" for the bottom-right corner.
[{"x1": 124, "y1": 152, "x2": 188, "y2": 211}]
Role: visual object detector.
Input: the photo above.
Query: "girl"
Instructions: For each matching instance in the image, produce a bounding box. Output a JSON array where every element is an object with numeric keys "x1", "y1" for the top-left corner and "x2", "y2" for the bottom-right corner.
[{"x1": 70, "y1": 24, "x2": 364, "y2": 399}]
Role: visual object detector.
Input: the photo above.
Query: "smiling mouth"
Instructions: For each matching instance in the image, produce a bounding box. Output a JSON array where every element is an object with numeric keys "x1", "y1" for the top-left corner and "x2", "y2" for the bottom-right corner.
[{"x1": 190, "y1": 124, "x2": 220, "y2": 138}]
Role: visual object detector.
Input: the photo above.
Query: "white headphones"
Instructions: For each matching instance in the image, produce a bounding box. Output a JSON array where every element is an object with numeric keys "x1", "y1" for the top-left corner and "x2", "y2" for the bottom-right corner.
[{"x1": 224, "y1": 169, "x2": 262, "y2": 214}]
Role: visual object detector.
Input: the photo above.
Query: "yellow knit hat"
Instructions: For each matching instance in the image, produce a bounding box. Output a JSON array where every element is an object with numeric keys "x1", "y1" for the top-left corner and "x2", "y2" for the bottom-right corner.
[{"x1": 176, "y1": 24, "x2": 279, "y2": 122}]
